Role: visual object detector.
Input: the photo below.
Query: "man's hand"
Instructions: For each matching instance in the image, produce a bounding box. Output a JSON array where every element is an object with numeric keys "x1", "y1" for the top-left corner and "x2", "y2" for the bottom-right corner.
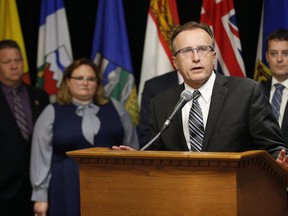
[
  {"x1": 34, "y1": 201, "x2": 48, "y2": 216},
  {"x1": 276, "y1": 148, "x2": 288, "y2": 171},
  {"x1": 112, "y1": 145, "x2": 136, "y2": 151}
]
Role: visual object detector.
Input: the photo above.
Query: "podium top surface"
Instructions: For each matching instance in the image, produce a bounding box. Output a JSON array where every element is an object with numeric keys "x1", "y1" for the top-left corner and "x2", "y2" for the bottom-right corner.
[{"x1": 67, "y1": 147, "x2": 267, "y2": 160}]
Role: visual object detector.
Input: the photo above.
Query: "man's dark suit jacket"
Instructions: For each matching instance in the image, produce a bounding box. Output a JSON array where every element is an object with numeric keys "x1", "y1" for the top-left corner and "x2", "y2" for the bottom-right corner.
[
  {"x1": 0, "y1": 84, "x2": 49, "y2": 200},
  {"x1": 139, "y1": 71, "x2": 179, "y2": 147},
  {"x1": 149, "y1": 73, "x2": 287, "y2": 159},
  {"x1": 262, "y1": 79, "x2": 288, "y2": 145}
]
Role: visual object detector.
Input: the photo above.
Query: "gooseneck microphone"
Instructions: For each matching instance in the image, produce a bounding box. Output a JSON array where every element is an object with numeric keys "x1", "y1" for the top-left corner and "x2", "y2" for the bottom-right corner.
[{"x1": 140, "y1": 90, "x2": 193, "y2": 151}]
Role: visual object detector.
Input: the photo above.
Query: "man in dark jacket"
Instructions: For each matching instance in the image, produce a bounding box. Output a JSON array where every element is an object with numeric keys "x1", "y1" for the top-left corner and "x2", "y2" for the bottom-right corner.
[
  {"x1": 114, "y1": 21, "x2": 288, "y2": 172},
  {"x1": 0, "y1": 39, "x2": 49, "y2": 216},
  {"x1": 261, "y1": 29, "x2": 288, "y2": 145}
]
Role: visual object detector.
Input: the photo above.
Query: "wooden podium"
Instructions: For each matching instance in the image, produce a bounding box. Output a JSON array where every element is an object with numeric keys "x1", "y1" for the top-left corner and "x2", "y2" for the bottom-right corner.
[{"x1": 67, "y1": 148, "x2": 288, "y2": 216}]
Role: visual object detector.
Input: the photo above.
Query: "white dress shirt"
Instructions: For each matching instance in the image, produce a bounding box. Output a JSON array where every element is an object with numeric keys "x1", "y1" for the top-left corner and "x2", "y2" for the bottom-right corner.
[
  {"x1": 182, "y1": 72, "x2": 216, "y2": 151},
  {"x1": 270, "y1": 77, "x2": 288, "y2": 127}
]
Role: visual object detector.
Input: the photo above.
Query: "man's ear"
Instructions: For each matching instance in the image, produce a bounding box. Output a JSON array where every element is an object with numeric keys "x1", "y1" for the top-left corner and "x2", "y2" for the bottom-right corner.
[{"x1": 172, "y1": 56, "x2": 178, "y2": 70}]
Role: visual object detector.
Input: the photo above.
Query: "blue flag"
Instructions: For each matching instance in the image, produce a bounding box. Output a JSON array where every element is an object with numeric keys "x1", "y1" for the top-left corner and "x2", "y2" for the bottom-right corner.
[
  {"x1": 91, "y1": 0, "x2": 139, "y2": 125},
  {"x1": 256, "y1": 0, "x2": 288, "y2": 67},
  {"x1": 254, "y1": 0, "x2": 288, "y2": 81}
]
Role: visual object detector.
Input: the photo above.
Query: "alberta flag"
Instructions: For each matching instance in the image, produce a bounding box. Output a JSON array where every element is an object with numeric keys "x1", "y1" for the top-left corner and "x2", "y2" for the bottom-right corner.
[
  {"x1": 0, "y1": 0, "x2": 30, "y2": 83},
  {"x1": 91, "y1": 0, "x2": 139, "y2": 126},
  {"x1": 201, "y1": 0, "x2": 246, "y2": 77},
  {"x1": 254, "y1": 0, "x2": 288, "y2": 82},
  {"x1": 37, "y1": 0, "x2": 73, "y2": 99}
]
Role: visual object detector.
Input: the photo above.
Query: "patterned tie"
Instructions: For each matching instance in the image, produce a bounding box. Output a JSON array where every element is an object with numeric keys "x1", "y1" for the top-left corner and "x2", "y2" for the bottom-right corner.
[
  {"x1": 12, "y1": 90, "x2": 30, "y2": 140},
  {"x1": 271, "y1": 83, "x2": 285, "y2": 121},
  {"x1": 189, "y1": 90, "x2": 204, "y2": 152}
]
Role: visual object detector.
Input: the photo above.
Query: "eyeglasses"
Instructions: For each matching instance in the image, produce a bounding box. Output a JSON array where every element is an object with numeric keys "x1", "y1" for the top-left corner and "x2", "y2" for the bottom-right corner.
[
  {"x1": 173, "y1": 45, "x2": 214, "y2": 57},
  {"x1": 69, "y1": 76, "x2": 97, "y2": 82},
  {"x1": 0, "y1": 58, "x2": 23, "y2": 65}
]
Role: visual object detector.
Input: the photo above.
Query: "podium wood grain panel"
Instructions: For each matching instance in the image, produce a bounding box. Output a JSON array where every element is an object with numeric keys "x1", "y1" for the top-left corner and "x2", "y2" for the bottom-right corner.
[{"x1": 67, "y1": 148, "x2": 288, "y2": 216}]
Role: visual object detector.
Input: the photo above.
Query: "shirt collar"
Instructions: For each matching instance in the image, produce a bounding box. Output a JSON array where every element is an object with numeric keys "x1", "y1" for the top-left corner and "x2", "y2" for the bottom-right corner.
[
  {"x1": 1, "y1": 82, "x2": 24, "y2": 97},
  {"x1": 271, "y1": 77, "x2": 288, "y2": 89},
  {"x1": 184, "y1": 71, "x2": 215, "y2": 104}
]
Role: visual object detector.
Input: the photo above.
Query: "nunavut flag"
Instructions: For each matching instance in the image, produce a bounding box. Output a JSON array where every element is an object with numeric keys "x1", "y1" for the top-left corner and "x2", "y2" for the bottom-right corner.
[
  {"x1": 91, "y1": 0, "x2": 140, "y2": 126},
  {"x1": 138, "y1": 0, "x2": 179, "y2": 104},
  {"x1": 254, "y1": 0, "x2": 288, "y2": 82},
  {"x1": 201, "y1": 0, "x2": 246, "y2": 77},
  {"x1": 0, "y1": 0, "x2": 30, "y2": 83},
  {"x1": 37, "y1": 0, "x2": 73, "y2": 99}
]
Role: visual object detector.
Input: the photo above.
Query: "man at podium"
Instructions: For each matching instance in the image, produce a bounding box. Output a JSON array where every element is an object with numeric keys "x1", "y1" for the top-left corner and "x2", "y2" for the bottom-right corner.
[{"x1": 113, "y1": 21, "x2": 288, "y2": 171}]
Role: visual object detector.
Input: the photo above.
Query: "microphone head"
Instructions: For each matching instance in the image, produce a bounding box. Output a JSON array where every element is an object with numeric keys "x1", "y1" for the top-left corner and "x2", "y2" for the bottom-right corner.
[{"x1": 180, "y1": 90, "x2": 193, "y2": 102}]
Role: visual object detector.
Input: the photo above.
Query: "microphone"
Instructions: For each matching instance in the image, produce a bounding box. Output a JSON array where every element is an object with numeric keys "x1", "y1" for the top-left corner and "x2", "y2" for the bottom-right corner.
[{"x1": 140, "y1": 90, "x2": 192, "y2": 151}]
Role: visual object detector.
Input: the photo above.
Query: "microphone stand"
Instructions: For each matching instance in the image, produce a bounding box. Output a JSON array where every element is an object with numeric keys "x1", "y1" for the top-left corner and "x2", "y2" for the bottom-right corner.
[
  {"x1": 140, "y1": 132, "x2": 161, "y2": 151},
  {"x1": 140, "y1": 119, "x2": 170, "y2": 151},
  {"x1": 140, "y1": 90, "x2": 192, "y2": 151}
]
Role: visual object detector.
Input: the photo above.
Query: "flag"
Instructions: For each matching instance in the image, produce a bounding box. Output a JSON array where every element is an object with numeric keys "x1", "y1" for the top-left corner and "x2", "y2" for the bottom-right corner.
[
  {"x1": 138, "y1": 0, "x2": 179, "y2": 104},
  {"x1": 254, "y1": 59, "x2": 272, "y2": 82},
  {"x1": 91, "y1": 0, "x2": 140, "y2": 126},
  {"x1": 201, "y1": 0, "x2": 246, "y2": 77},
  {"x1": 254, "y1": 0, "x2": 288, "y2": 82},
  {"x1": 37, "y1": 0, "x2": 73, "y2": 99},
  {"x1": 0, "y1": 0, "x2": 30, "y2": 84}
]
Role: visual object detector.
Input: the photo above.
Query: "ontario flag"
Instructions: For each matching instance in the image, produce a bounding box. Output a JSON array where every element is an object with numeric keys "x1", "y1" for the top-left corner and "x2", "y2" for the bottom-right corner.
[
  {"x1": 138, "y1": 0, "x2": 179, "y2": 104},
  {"x1": 91, "y1": 0, "x2": 140, "y2": 126},
  {"x1": 37, "y1": 0, "x2": 73, "y2": 100},
  {"x1": 0, "y1": 0, "x2": 30, "y2": 83},
  {"x1": 254, "y1": 0, "x2": 288, "y2": 82},
  {"x1": 201, "y1": 0, "x2": 246, "y2": 77}
]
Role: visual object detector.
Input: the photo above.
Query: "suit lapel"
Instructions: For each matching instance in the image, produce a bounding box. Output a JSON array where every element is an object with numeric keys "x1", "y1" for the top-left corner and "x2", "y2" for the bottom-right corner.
[
  {"x1": 172, "y1": 84, "x2": 190, "y2": 151},
  {"x1": 25, "y1": 84, "x2": 44, "y2": 123},
  {"x1": 0, "y1": 87, "x2": 16, "y2": 119},
  {"x1": 202, "y1": 74, "x2": 228, "y2": 151},
  {"x1": 0, "y1": 87, "x2": 24, "y2": 136},
  {"x1": 281, "y1": 100, "x2": 288, "y2": 139},
  {"x1": 262, "y1": 80, "x2": 288, "y2": 141},
  {"x1": 25, "y1": 85, "x2": 37, "y2": 122},
  {"x1": 261, "y1": 80, "x2": 271, "y2": 98}
]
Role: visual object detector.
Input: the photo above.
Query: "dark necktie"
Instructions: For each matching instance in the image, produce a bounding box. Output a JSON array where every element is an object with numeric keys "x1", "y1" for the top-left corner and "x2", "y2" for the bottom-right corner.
[
  {"x1": 271, "y1": 83, "x2": 285, "y2": 121},
  {"x1": 12, "y1": 90, "x2": 30, "y2": 140},
  {"x1": 189, "y1": 90, "x2": 204, "y2": 152}
]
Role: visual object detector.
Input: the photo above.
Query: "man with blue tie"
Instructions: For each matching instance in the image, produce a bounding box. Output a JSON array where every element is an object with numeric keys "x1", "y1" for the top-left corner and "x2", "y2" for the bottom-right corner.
[{"x1": 261, "y1": 29, "x2": 288, "y2": 145}]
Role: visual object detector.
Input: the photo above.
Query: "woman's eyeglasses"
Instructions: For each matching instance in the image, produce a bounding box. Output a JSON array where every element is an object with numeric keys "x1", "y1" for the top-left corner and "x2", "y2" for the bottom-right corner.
[{"x1": 69, "y1": 76, "x2": 97, "y2": 82}]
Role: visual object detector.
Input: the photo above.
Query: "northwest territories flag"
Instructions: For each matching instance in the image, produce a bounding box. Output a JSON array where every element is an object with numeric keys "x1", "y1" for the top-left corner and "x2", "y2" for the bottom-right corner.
[
  {"x1": 91, "y1": 0, "x2": 139, "y2": 126},
  {"x1": 0, "y1": 0, "x2": 30, "y2": 83},
  {"x1": 201, "y1": 0, "x2": 246, "y2": 77},
  {"x1": 37, "y1": 0, "x2": 73, "y2": 99},
  {"x1": 254, "y1": 0, "x2": 288, "y2": 82}
]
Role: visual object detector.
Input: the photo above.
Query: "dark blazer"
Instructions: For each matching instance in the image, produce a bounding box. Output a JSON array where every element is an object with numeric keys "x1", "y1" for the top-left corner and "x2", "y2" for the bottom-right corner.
[
  {"x1": 150, "y1": 73, "x2": 287, "y2": 159},
  {"x1": 139, "y1": 71, "x2": 179, "y2": 147},
  {"x1": 0, "y1": 84, "x2": 49, "y2": 200},
  {"x1": 262, "y1": 79, "x2": 288, "y2": 145}
]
